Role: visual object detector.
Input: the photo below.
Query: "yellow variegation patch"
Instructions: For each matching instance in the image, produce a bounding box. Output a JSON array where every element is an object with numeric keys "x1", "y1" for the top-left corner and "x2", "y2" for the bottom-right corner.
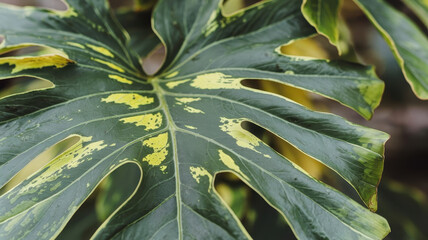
[
  {"x1": 218, "y1": 150, "x2": 249, "y2": 181},
  {"x1": 191, "y1": 73, "x2": 242, "y2": 89},
  {"x1": 109, "y1": 75, "x2": 133, "y2": 84},
  {"x1": 166, "y1": 79, "x2": 190, "y2": 89},
  {"x1": 142, "y1": 133, "x2": 169, "y2": 170},
  {"x1": 12, "y1": 136, "x2": 107, "y2": 202},
  {"x1": 66, "y1": 42, "x2": 85, "y2": 49},
  {"x1": 101, "y1": 93, "x2": 153, "y2": 109},
  {"x1": 91, "y1": 58, "x2": 124, "y2": 73},
  {"x1": 86, "y1": 44, "x2": 114, "y2": 58},
  {"x1": 220, "y1": 118, "x2": 260, "y2": 152},
  {"x1": 189, "y1": 166, "x2": 213, "y2": 191},
  {"x1": 0, "y1": 54, "x2": 73, "y2": 74},
  {"x1": 120, "y1": 113, "x2": 163, "y2": 130}
]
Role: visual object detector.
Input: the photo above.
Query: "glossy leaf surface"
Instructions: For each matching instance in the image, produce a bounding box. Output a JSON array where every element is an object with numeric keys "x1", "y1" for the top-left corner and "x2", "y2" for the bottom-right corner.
[{"x1": 0, "y1": 0, "x2": 390, "y2": 239}]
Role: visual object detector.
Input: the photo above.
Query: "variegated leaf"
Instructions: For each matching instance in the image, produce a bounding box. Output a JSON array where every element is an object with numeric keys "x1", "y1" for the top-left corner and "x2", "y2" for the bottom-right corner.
[{"x1": 0, "y1": 0, "x2": 390, "y2": 239}]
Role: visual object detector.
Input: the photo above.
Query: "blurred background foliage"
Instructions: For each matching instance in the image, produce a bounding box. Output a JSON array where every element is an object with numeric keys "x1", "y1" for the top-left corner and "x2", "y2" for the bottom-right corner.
[{"x1": 1, "y1": 0, "x2": 428, "y2": 239}]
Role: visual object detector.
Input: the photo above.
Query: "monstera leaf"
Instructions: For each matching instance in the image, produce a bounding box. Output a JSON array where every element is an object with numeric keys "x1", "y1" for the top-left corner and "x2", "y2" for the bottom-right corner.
[
  {"x1": 0, "y1": 0, "x2": 390, "y2": 239},
  {"x1": 302, "y1": 0, "x2": 428, "y2": 99}
]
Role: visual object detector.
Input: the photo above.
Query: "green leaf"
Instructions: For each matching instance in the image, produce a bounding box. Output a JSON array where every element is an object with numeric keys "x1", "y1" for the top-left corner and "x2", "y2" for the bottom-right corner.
[
  {"x1": 0, "y1": 0, "x2": 390, "y2": 239},
  {"x1": 353, "y1": 0, "x2": 428, "y2": 99},
  {"x1": 402, "y1": 0, "x2": 428, "y2": 28},
  {"x1": 301, "y1": 0, "x2": 342, "y2": 53}
]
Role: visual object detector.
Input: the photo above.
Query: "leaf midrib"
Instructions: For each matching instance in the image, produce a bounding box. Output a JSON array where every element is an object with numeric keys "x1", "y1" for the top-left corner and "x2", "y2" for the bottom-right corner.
[{"x1": 153, "y1": 79, "x2": 183, "y2": 240}]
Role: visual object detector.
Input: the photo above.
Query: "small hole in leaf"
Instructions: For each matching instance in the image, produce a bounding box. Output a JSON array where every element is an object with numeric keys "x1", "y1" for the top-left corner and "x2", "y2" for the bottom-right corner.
[
  {"x1": 241, "y1": 79, "x2": 320, "y2": 110},
  {"x1": 0, "y1": 77, "x2": 54, "y2": 100},
  {"x1": 215, "y1": 172, "x2": 294, "y2": 239},
  {"x1": 58, "y1": 162, "x2": 141, "y2": 239},
  {"x1": 241, "y1": 78, "x2": 354, "y2": 122},
  {"x1": 0, "y1": 135, "x2": 80, "y2": 195},
  {"x1": 142, "y1": 44, "x2": 165, "y2": 75},
  {"x1": 242, "y1": 78, "x2": 371, "y2": 123},
  {"x1": 281, "y1": 36, "x2": 331, "y2": 59},
  {"x1": 241, "y1": 121, "x2": 328, "y2": 180},
  {"x1": 0, "y1": 0, "x2": 67, "y2": 10}
]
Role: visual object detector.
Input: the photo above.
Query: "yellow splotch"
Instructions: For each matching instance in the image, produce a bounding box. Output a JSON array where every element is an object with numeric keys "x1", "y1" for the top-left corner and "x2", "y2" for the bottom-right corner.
[
  {"x1": 160, "y1": 165, "x2": 168, "y2": 173},
  {"x1": 66, "y1": 42, "x2": 85, "y2": 49},
  {"x1": 120, "y1": 113, "x2": 163, "y2": 130},
  {"x1": 109, "y1": 74, "x2": 133, "y2": 84},
  {"x1": 142, "y1": 133, "x2": 169, "y2": 167},
  {"x1": 0, "y1": 54, "x2": 73, "y2": 74},
  {"x1": 189, "y1": 166, "x2": 213, "y2": 191},
  {"x1": 220, "y1": 118, "x2": 261, "y2": 153},
  {"x1": 218, "y1": 150, "x2": 249, "y2": 181},
  {"x1": 205, "y1": 18, "x2": 219, "y2": 36},
  {"x1": 175, "y1": 97, "x2": 201, "y2": 104},
  {"x1": 86, "y1": 44, "x2": 114, "y2": 58},
  {"x1": 183, "y1": 106, "x2": 205, "y2": 114},
  {"x1": 175, "y1": 97, "x2": 204, "y2": 114},
  {"x1": 204, "y1": 11, "x2": 219, "y2": 36},
  {"x1": 65, "y1": 140, "x2": 107, "y2": 169},
  {"x1": 14, "y1": 137, "x2": 107, "y2": 200},
  {"x1": 185, "y1": 125, "x2": 197, "y2": 130},
  {"x1": 101, "y1": 93, "x2": 153, "y2": 109},
  {"x1": 82, "y1": 136, "x2": 93, "y2": 142},
  {"x1": 56, "y1": 7, "x2": 78, "y2": 18},
  {"x1": 166, "y1": 79, "x2": 190, "y2": 89},
  {"x1": 190, "y1": 73, "x2": 242, "y2": 89},
  {"x1": 166, "y1": 71, "x2": 179, "y2": 78},
  {"x1": 91, "y1": 58, "x2": 124, "y2": 73}
]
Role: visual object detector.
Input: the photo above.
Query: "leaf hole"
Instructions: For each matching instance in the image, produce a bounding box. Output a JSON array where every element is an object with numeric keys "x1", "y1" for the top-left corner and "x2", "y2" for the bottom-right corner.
[
  {"x1": 241, "y1": 120, "x2": 332, "y2": 181},
  {"x1": 0, "y1": 135, "x2": 80, "y2": 195},
  {"x1": 58, "y1": 162, "x2": 141, "y2": 239},
  {"x1": 215, "y1": 172, "x2": 294, "y2": 239},
  {"x1": 0, "y1": 76, "x2": 54, "y2": 100},
  {"x1": 0, "y1": 0, "x2": 67, "y2": 10},
  {"x1": 142, "y1": 44, "x2": 165, "y2": 76},
  {"x1": 241, "y1": 79, "x2": 353, "y2": 121},
  {"x1": 281, "y1": 36, "x2": 332, "y2": 59},
  {"x1": 241, "y1": 120, "x2": 353, "y2": 196},
  {"x1": 241, "y1": 79, "x2": 322, "y2": 110}
]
